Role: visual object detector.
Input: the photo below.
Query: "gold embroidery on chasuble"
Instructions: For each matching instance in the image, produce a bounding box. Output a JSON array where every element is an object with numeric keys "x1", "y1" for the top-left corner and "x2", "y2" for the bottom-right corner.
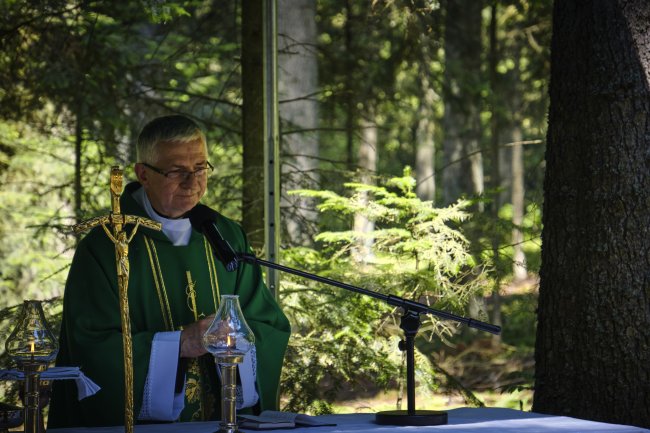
[{"x1": 144, "y1": 236, "x2": 222, "y2": 421}]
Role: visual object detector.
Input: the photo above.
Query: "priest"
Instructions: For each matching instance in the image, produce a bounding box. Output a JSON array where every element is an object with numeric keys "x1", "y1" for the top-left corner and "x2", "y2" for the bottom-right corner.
[{"x1": 49, "y1": 115, "x2": 291, "y2": 427}]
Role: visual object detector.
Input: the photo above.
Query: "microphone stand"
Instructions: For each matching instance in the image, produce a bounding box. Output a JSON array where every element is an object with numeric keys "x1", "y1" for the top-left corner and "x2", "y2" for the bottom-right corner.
[{"x1": 237, "y1": 253, "x2": 501, "y2": 426}]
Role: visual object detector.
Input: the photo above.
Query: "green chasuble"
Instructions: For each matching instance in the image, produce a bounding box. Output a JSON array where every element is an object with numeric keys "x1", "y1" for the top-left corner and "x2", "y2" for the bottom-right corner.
[{"x1": 49, "y1": 182, "x2": 291, "y2": 428}]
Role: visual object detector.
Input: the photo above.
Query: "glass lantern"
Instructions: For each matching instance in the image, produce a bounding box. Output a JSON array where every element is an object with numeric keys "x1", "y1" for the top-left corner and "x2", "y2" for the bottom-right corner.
[
  {"x1": 203, "y1": 295, "x2": 255, "y2": 433},
  {"x1": 203, "y1": 295, "x2": 255, "y2": 358}
]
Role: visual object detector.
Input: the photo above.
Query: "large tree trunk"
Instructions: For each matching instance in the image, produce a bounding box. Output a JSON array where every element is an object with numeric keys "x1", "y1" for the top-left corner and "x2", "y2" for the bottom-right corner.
[
  {"x1": 442, "y1": 0, "x2": 483, "y2": 205},
  {"x1": 241, "y1": 0, "x2": 265, "y2": 249},
  {"x1": 534, "y1": 0, "x2": 650, "y2": 427},
  {"x1": 278, "y1": 0, "x2": 319, "y2": 246}
]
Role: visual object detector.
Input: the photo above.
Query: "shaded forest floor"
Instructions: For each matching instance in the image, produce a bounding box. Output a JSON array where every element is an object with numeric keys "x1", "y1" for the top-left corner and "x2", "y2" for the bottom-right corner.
[{"x1": 331, "y1": 277, "x2": 539, "y2": 413}]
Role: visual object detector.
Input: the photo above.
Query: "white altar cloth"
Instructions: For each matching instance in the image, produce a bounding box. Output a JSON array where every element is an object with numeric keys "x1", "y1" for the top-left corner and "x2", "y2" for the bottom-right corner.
[{"x1": 48, "y1": 407, "x2": 650, "y2": 433}]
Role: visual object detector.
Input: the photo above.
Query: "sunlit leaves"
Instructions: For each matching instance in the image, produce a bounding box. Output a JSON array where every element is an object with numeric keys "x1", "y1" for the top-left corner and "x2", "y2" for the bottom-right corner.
[
  {"x1": 280, "y1": 170, "x2": 490, "y2": 412},
  {"x1": 0, "y1": 122, "x2": 76, "y2": 308}
]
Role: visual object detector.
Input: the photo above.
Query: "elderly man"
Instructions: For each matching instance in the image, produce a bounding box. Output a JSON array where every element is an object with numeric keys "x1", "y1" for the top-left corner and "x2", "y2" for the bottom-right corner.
[{"x1": 49, "y1": 115, "x2": 291, "y2": 427}]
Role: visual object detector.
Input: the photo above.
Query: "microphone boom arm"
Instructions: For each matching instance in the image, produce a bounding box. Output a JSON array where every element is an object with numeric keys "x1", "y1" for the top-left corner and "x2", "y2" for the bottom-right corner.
[{"x1": 238, "y1": 253, "x2": 500, "y2": 335}]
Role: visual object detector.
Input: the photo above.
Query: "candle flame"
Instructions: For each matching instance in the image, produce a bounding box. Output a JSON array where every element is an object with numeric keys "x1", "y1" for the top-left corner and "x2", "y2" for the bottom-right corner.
[
  {"x1": 226, "y1": 334, "x2": 234, "y2": 348},
  {"x1": 30, "y1": 341, "x2": 35, "y2": 353}
]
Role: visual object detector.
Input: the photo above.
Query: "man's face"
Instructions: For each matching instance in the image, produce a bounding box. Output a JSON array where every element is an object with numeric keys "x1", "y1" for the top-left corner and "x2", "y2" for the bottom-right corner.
[{"x1": 135, "y1": 138, "x2": 208, "y2": 219}]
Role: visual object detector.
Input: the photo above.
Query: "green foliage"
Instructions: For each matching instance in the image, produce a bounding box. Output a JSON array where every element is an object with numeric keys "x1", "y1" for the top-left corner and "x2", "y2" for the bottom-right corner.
[
  {"x1": 462, "y1": 195, "x2": 542, "y2": 283},
  {"x1": 500, "y1": 293, "x2": 537, "y2": 349},
  {"x1": 316, "y1": 1, "x2": 447, "y2": 178},
  {"x1": 497, "y1": 202, "x2": 543, "y2": 274},
  {"x1": 0, "y1": 122, "x2": 76, "y2": 309},
  {"x1": 279, "y1": 170, "x2": 491, "y2": 412},
  {"x1": 0, "y1": 0, "x2": 244, "y2": 216},
  {"x1": 140, "y1": 0, "x2": 192, "y2": 23}
]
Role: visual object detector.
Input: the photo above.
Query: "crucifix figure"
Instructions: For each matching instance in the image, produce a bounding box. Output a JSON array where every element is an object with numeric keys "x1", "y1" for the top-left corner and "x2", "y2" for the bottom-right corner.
[{"x1": 72, "y1": 166, "x2": 161, "y2": 433}]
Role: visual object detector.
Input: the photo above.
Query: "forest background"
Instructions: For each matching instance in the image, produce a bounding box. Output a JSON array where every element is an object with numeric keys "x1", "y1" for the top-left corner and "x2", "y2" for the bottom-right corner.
[{"x1": 0, "y1": 0, "x2": 550, "y2": 415}]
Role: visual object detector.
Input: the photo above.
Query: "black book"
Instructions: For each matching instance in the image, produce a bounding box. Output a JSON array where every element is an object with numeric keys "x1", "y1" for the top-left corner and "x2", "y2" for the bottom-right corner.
[{"x1": 239, "y1": 411, "x2": 337, "y2": 430}]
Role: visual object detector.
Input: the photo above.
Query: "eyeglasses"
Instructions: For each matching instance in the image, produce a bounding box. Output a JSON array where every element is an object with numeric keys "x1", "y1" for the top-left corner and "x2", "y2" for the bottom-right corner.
[{"x1": 141, "y1": 161, "x2": 214, "y2": 181}]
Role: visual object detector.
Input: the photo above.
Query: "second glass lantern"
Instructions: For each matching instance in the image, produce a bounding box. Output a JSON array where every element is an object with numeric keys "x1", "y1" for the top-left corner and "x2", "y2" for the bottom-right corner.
[
  {"x1": 5, "y1": 300, "x2": 59, "y2": 433},
  {"x1": 5, "y1": 300, "x2": 59, "y2": 364}
]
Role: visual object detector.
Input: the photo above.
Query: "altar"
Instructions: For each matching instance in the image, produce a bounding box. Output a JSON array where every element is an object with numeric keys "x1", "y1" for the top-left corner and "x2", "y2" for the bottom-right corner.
[{"x1": 48, "y1": 407, "x2": 650, "y2": 433}]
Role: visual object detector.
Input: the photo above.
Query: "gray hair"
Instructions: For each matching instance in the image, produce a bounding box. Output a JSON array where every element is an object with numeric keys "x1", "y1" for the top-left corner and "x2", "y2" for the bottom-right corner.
[{"x1": 136, "y1": 115, "x2": 207, "y2": 164}]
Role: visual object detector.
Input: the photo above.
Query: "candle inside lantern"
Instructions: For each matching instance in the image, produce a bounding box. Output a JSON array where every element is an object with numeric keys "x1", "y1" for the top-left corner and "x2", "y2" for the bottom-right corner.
[{"x1": 226, "y1": 334, "x2": 235, "y2": 350}]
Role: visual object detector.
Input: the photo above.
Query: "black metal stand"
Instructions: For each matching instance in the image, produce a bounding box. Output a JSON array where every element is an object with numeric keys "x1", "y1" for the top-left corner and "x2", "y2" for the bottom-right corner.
[
  {"x1": 375, "y1": 310, "x2": 447, "y2": 425},
  {"x1": 233, "y1": 253, "x2": 501, "y2": 426}
]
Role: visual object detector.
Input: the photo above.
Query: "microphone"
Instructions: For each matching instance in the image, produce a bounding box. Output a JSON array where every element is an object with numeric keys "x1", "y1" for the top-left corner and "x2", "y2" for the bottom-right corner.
[{"x1": 188, "y1": 204, "x2": 239, "y2": 271}]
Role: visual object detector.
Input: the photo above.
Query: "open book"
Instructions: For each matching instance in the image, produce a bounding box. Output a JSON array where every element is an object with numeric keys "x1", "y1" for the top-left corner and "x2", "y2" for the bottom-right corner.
[{"x1": 239, "y1": 410, "x2": 337, "y2": 430}]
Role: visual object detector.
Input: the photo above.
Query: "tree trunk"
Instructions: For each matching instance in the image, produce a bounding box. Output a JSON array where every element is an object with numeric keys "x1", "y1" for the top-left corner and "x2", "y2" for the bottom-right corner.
[
  {"x1": 534, "y1": 0, "x2": 650, "y2": 427},
  {"x1": 353, "y1": 116, "x2": 377, "y2": 263},
  {"x1": 278, "y1": 0, "x2": 319, "y2": 246},
  {"x1": 442, "y1": 0, "x2": 483, "y2": 205},
  {"x1": 510, "y1": 126, "x2": 527, "y2": 281},
  {"x1": 74, "y1": 108, "x2": 83, "y2": 227},
  {"x1": 344, "y1": 0, "x2": 355, "y2": 171},
  {"x1": 504, "y1": 34, "x2": 527, "y2": 281},
  {"x1": 488, "y1": 1, "x2": 502, "y2": 345},
  {"x1": 241, "y1": 0, "x2": 265, "y2": 249},
  {"x1": 415, "y1": 49, "x2": 436, "y2": 203}
]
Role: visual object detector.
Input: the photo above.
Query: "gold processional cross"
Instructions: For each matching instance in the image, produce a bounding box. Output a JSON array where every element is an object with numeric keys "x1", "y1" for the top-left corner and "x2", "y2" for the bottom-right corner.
[{"x1": 73, "y1": 167, "x2": 162, "y2": 433}]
